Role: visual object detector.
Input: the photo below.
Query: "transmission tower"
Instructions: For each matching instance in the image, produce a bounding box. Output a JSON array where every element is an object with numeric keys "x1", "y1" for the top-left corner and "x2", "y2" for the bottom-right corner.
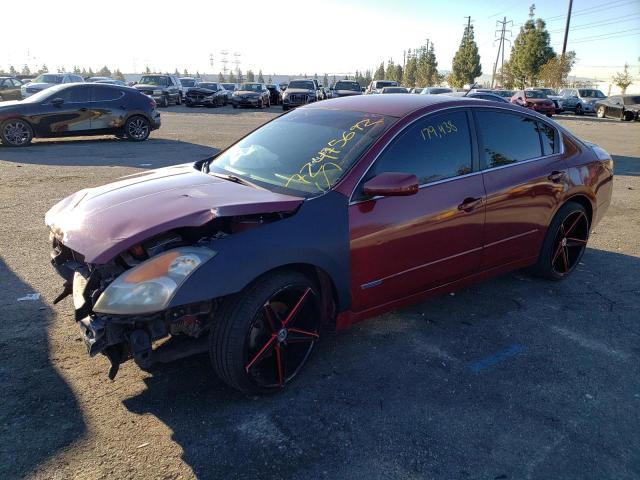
[
  {"x1": 233, "y1": 52, "x2": 241, "y2": 74},
  {"x1": 491, "y1": 17, "x2": 513, "y2": 88},
  {"x1": 220, "y1": 50, "x2": 229, "y2": 77}
]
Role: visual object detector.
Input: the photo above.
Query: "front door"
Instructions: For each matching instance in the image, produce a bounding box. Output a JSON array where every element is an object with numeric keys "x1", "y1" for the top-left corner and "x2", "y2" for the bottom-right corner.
[
  {"x1": 474, "y1": 109, "x2": 568, "y2": 269},
  {"x1": 349, "y1": 110, "x2": 485, "y2": 313},
  {"x1": 36, "y1": 85, "x2": 92, "y2": 135}
]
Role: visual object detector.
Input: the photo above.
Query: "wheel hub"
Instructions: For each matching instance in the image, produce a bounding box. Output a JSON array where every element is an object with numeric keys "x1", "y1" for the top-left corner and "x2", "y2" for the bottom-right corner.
[
  {"x1": 561, "y1": 237, "x2": 567, "y2": 247},
  {"x1": 277, "y1": 328, "x2": 288, "y2": 343}
]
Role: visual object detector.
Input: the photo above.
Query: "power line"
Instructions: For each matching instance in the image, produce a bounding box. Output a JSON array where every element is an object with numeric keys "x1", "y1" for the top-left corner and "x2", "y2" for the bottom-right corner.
[
  {"x1": 544, "y1": 0, "x2": 638, "y2": 22},
  {"x1": 566, "y1": 28, "x2": 640, "y2": 44},
  {"x1": 548, "y1": 13, "x2": 640, "y2": 33}
]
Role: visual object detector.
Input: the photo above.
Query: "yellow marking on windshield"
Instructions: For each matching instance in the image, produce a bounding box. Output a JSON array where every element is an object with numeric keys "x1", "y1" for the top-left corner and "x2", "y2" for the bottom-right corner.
[{"x1": 284, "y1": 117, "x2": 385, "y2": 191}]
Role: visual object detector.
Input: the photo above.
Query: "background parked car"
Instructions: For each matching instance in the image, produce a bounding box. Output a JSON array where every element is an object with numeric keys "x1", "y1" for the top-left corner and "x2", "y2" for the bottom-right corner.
[
  {"x1": 21, "y1": 73, "x2": 84, "y2": 98},
  {"x1": 331, "y1": 80, "x2": 362, "y2": 98},
  {"x1": 595, "y1": 94, "x2": 640, "y2": 121},
  {"x1": 220, "y1": 83, "x2": 236, "y2": 102},
  {"x1": 134, "y1": 74, "x2": 182, "y2": 107},
  {"x1": 381, "y1": 86, "x2": 409, "y2": 94},
  {"x1": 420, "y1": 87, "x2": 453, "y2": 95},
  {"x1": 365, "y1": 80, "x2": 399, "y2": 94},
  {"x1": 280, "y1": 82, "x2": 288, "y2": 91},
  {"x1": 179, "y1": 77, "x2": 198, "y2": 99},
  {"x1": 94, "y1": 79, "x2": 126, "y2": 86},
  {"x1": 448, "y1": 91, "x2": 509, "y2": 102},
  {"x1": 511, "y1": 89, "x2": 555, "y2": 117},
  {"x1": 266, "y1": 84, "x2": 283, "y2": 105},
  {"x1": 185, "y1": 82, "x2": 228, "y2": 107},
  {"x1": 282, "y1": 79, "x2": 321, "y2": 110},
  {"x1": 87, "y1": 76, "x2": 114, "y2": 83},
  {"x1": 0, "y1": 77, "x2": 24, "y2": 101},
  {"x1": 557, "y1": 88, "x2": 607, "y2": 115},
  {"x1": 0, "y1": 83, "x2": 160, "y2": 146},
  {"x1": 410, "y1": 87, "x2": 424, "y2": 94},
  {"x1": 232, "y1": 83, "x2": 271, "y2": 109}
]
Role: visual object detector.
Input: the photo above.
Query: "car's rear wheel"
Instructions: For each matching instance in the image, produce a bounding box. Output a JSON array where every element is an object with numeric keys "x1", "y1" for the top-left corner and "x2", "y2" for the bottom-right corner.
[
  {"x1": 575, "y1": 103, "x2": 583, "y2": 115},
  {"x1": 125, "y1": 116, "x2": 151, "y2": 142},
  {"x1": 0, "y1": 119, "x2": 33, "y2": 147},
  {"x1": 531, "y1": 201, "x2": 589, "y2": 280},
  {"x1": 176, "y1": 94, "x2": 182, "y2": 105},
  {"x1": 209, "y1": 271, "x2": 320, "y2": 394},
  {"x1": 597, "y1": 106, "x2": 606, "y2": 118},
  {"x1": 160, "y1": 95, "x2": 169, "y2": 108}
]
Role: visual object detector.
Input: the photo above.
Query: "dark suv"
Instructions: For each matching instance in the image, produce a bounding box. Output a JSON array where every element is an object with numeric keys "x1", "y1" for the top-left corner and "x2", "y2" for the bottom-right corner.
[
  {"x1": 282, "y1": 79, "x2": 322, "y2": 111},
  {"x1": 134, "y1": 74, "x2": 182, "y2": 107}
]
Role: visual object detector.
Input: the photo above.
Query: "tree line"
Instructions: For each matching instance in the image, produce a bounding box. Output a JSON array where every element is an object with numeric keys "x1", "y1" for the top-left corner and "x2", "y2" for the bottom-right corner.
[{"x1": 0, "y1": 64, "x2": 125, "y2": 80}]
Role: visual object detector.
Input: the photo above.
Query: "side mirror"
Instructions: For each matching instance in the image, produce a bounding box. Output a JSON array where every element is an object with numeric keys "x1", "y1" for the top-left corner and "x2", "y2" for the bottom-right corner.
[
  {"x1": 51, "y1": 98, "x2": 64, "y2": 107},
  {"x1": 363, "y1": 172, "x2": 419, "y2": 197}
]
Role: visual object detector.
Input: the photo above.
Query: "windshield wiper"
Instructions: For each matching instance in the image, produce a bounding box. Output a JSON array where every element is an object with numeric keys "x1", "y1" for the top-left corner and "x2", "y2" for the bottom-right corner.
[{"x1": 210, "y1": 172, "x2": 261, "y2": 189}]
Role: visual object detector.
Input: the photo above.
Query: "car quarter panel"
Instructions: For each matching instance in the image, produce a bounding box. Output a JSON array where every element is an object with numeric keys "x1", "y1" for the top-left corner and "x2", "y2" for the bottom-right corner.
[{"x1": 168, "y1": 191, "x2": 352, "y2": 311}]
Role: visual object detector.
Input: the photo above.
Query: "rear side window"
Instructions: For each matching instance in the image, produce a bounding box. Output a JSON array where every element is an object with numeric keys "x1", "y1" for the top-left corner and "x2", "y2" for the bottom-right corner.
[
  {"x1": 476, "y1": 111, "x2": 543, "y2": 168},
  {"x1": 370, "y1": 110, "x2": 473, "y2": 185},
  {"x1": 91, "y1": 87, "x2": 124, "y2": 101},
  {"x1": 537, "y1": 122, "x2": 556, "y2": 156}
]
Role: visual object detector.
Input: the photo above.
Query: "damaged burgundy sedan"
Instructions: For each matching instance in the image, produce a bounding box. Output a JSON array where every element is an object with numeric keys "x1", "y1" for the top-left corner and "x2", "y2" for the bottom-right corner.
[{"x1": 46, "y1": 95, "x2": 613, "y2": 393}]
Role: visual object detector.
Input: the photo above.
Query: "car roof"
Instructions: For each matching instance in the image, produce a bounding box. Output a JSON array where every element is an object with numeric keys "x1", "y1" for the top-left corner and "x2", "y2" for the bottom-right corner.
[{"x1": 306, "y1": 94, "x2": 483, "y2": 117}]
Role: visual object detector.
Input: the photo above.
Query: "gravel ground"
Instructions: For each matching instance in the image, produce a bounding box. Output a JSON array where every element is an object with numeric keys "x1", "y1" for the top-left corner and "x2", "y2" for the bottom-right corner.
[{"x1": 0, "y1": 106, "x2": 639, "y2": 480}]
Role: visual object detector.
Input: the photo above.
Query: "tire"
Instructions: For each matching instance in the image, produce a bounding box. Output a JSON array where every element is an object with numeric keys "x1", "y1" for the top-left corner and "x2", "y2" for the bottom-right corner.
[
  {"x1": 282, "y1": 105, "x2": 288, "y2": 111},
  {"x1": 209, "y1": 271, "x2": 320, "y2": 394},
  {"x1": 0, "y1": 118, "x2": 34, "y2": 147},
  {"x1": 124, "y1": 116, "x2": 151, "y2": 142},
  {"x1": 530, "y1": 201, "x2": 590, "y2": 281},
  {"x1": 232, "y1": 104, "x2": 237, "y2": 109},
  {"x1": 259, "y1": 99, "x2": 265, "y2": 109},
  {"x1": 176, "y1": 94, "x2": 182, "y2": 105},
  {"x1": 575, "y1": 104, "x2": 583, "y2": 116},
  {"x1": 597, "y1": 106, "x2": 606, "y2": 118},
  {"x1": 160, "y1": 95, "x2": 169, "y2": 108}
]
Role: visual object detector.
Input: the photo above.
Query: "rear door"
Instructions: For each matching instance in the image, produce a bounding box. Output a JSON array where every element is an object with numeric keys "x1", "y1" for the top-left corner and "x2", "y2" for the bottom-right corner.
[
  {"x1": 474, "y1": 108, "x2": 567, "y2": 269},
  {"x1": 349, "y1": 109, "x2": 486, "y2": 312},
  {"x1": 88, "y1": 86, "x2": 126, "y2": 130}
]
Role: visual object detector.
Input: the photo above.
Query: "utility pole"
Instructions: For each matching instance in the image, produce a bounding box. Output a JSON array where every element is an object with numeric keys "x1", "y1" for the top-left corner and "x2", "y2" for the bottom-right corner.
[
  {"x1": 209, "y1": 53, "x2": 214, "y2": 79},
  {"x1": 491, "y1": 17, "x2": 512, "y2": 88},
  {"x1": 220, "y1": 50, "x2": 229, "y2": 78},
  {"x1": 561, "y1": 0, "x2": 573, "y2": 56}
]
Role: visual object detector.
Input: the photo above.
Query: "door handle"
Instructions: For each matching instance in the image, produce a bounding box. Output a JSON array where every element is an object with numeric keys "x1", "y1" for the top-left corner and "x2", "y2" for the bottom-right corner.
[
  {"x1": 458, "y1": 197, "x2": 483, "y2": 212},
  {"x1": 79, "y1": 107, "x2": 88, "y2": 112},
  {"x1": 548, "y1": 170, "x2": 566, "y2": 183}
]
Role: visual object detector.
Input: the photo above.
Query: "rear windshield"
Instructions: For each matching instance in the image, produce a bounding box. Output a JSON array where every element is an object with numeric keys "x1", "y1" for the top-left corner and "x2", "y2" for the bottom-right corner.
[
  {"x1": 288, "y1": 81, "x2": 315, "y2": 89},
  {"x1": 222, "y1": 84, "x2": 235, "y2": 90},
  {"x1": 335, "y1": 81, "x2": 361, "y2": 91},
  {"x1": 579, "y1": 89, "x2": 605, "y2": 98},
  {"x1": 198, "y1": 83, "x2": 218, "y2": 90},
  {"x1": 34, "y1": 74, "x2": 64, "y2": 84},
  {"x1": 240, "y1": 83, "x2": 262, "y2": 92},
  {"x1": 209, "y1": 109, "x2": 395, "y2": 196},
  {"x1": 623, "y1": 96, "x2": 640, "y2": 105},
  {"x1": 180, "y1": 79, "x2": 196, "y2": 87},
  {"x1": 375, "y1": 81, "x2": 397, "y2": 88},
  {"x1": 139, "y1": 76, "x2": 168, "y2": 86},
  {"x1": 525, "y1": 90, "x2": 547, "y2": 99}
]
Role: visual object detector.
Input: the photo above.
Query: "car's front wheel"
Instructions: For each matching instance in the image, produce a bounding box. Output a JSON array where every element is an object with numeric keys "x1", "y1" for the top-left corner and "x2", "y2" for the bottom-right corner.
[
  {"x1": 575, "y1": 103, "x2": 583, "y2": 115},
  {"x1": 0, "y1": 118, "x2": 34, "y2": 147},
  {"x1": 125, "y1": 116, "x2": 151, "y2": 142},
  {"x1": 597, "y1": 106, "x2": 606, "y2": 118},
  {"x1": 531, "y1": 201, "x2": 589, "y2": 280},
  {"x1": 209, "y1": 271, "x2": 321, "y2": 394}
]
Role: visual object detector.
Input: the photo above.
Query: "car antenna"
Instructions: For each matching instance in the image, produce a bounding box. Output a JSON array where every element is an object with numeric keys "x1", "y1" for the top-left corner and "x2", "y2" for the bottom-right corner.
[{"x1": 464, "y1": 82, "x2": 478, "y2": 97}]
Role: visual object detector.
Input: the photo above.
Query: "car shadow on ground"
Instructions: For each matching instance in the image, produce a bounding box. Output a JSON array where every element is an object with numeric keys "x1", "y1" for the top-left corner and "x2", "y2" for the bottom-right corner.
[
  {"x1": 165, "y1": 105, "x2": 283, "y2": 116},
  {"x1": 555, "y1": 114, "x2": 636, "y2": 124},
  {"x1": 612, "y1": 155, "x2": 640, "y2": 176},
  {"x1": 0, "y1": 257, "x2": 86, "y2": 479},
  {"x1": 0, "y1": 137, "x2": 217, "y2": 168},
  {"x1": 123, "y1": 247, "x2": 640, "y2": 479}
]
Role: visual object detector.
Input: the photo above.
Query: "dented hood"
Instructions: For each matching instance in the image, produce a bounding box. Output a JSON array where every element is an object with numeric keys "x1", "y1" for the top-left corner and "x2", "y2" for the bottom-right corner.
[{"x1": 45, "y1": 164, "x2": 304, "y2": 264}]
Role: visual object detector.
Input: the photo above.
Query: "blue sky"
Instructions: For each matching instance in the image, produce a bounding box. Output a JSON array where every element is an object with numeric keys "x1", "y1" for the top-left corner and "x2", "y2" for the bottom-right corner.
[{"x1": 2, "y1": 0, "x2": 639, "y2": 80}]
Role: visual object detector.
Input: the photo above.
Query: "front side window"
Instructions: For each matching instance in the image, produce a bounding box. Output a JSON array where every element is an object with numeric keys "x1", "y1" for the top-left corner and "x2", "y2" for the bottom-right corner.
[
  {"x1": 367, "y1": 110, "x2": 473, "y2": 187},
  {"x1": 34, "y1": 74, "x2": 64, "y2": 84},
  {"x1": 55, "y1": 86, "x2": 90, "y2": 103},
  {"x1": 209, "y1": 109, "x2": 394, "y2": 197},
  {"x1": 476, "y1": 111, "x2": 545, "y2": 168},
  {"x1": 579, "y1": 89, "x2": 605, "y2": 98}
]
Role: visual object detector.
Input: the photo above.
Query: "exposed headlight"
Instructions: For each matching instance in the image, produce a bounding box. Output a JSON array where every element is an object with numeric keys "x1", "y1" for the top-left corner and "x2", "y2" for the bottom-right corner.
[
  {"x1": 153, "y1": 89, "x2": 162, "y2": 95},
  {"x1": 93, "y1": 247, "x2": 216, "y2": 315}
]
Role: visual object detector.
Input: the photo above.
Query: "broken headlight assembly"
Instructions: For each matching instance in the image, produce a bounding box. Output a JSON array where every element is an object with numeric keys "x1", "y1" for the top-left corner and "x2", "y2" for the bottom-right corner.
[{"x1": 93, "y1": 247, "x2": 216, "y2": 315}]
